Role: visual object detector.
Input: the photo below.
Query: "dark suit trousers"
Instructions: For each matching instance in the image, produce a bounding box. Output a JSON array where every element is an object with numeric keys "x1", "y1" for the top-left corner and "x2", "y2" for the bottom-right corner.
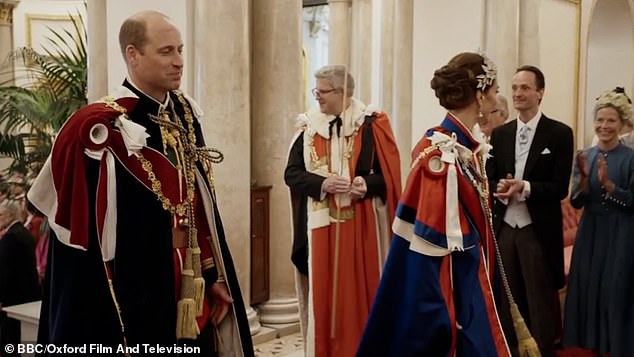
[
  {"x1": 0, "y1": 313, "x2": 21, "y2": 357},
  {"x1": 498, "y1": 223, "x2": 558, "y2": 357}
]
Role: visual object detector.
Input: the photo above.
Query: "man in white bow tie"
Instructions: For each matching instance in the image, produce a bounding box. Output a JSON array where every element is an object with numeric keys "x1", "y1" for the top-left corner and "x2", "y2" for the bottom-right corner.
[{"x1": 486, "y1": 65, "x2": 574, "y2": 357}]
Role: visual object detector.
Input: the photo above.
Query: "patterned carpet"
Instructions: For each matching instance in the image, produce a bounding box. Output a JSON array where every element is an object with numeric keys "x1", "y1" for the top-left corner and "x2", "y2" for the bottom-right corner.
[
  {"x1": 252, "y1": 333, "x2": 605, "y2": 356},
  {"x1": 254, "y1": 332, "x2": 303, "y2": 357}
]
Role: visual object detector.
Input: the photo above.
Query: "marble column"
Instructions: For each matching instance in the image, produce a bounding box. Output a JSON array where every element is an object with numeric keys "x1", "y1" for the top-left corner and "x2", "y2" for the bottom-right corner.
[
  {"x1": 484, "y1": 0, "x2": 519, "y2": 98},
  {"x1": 246, "y1": 307, "x2": 261, "y2": 335},
  {"x1": 328, "y1": 0, "x2": 351, "y2": 65},
  {"x1": 251, "y1": 0, "x2": 301, "y2": 330},
  {"x1": 378, "y1": 0, "x2": 394, "y2": 116},
  {"x1": 87, "y1": 0, "x2": 108, "y2": 102},
  {"x1": 349, "y1": 0, "x2": 372, "y2": 103},
  {"x1": 393, "y1": 0, "x2": 413, "y2": 177},
  {"x1": 518, "y1": 0, "x2": 540, "y2": 66},
  {"x1": 0, "y1": 0, "x2": 19, "y2": 86},
  {"x1": 191, "y1": 0, "x2": 253, "y2": 329}
]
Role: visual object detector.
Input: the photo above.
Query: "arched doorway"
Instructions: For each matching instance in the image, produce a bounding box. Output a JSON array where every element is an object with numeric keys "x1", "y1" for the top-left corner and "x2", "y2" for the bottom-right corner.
[{"x1": 584, "y1": 0, "x2": 634, "y2": 146}]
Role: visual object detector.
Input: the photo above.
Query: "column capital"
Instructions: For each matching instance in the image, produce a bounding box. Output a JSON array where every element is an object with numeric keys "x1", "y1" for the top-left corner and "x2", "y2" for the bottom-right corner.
[{"x1": 0, "y1": 1, "x2": 20, "y2": 26}]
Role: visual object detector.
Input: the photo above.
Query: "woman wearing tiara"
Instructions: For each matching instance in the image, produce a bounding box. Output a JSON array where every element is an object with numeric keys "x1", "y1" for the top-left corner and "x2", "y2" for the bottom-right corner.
[
  {"x1": 357, "y1": 52, "x2": 510, "y2": 357},
  {"x1": 563, "y1": 87, "x2": 634, "y2": 357}
]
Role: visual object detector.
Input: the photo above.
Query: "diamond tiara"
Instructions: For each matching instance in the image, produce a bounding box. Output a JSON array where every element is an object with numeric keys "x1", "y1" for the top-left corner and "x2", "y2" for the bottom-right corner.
[{"x1": 476, "y1": 54, "x2": 497, "y2": 91}]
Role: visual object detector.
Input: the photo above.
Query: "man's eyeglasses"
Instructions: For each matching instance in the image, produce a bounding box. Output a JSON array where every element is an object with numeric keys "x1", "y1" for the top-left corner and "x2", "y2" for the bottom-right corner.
[{"x1": 311, "y1": 88, "x2": 337, "y2": 97}]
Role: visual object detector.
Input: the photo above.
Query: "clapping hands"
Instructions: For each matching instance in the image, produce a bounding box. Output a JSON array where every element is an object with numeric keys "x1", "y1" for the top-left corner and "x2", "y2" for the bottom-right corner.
[
  {"x1": 576, "y1": 151, "x2": 589, "y2": 193},
  {"x1": 576, "y1": 151, "x2": 615, "y2": 193},
  {"x1": 597, "y1": 154, "x2": 616, "y2": 193},
  {"x1": 576, "y1": 150, "x2": 590, "y2": 178},
  {"x1": 494, "y1": 173, "x2": 525, "y2": 200}
]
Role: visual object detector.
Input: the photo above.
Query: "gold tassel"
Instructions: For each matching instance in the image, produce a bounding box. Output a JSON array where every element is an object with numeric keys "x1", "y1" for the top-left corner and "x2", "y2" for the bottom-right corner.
[
  {"x1": 154, "y1": 96, "x2": 213, "y2": 341},
  {"x1": 191, "y1": 246, "x2": 202, "y2": 277},
  {"x1": 474, "y1": 166, "x2": 542, "y2": 357},
  {"x1": 177, "y1": 248, "x2": 198, "y2": 340},
  {"x1": 510, "y1": 302, "x2": 542, "y2": 357},
  {"x1": 181, "y1": 250, "x2": 195, "y2": 298},
  {"x1": 194, "y1": 277, "x2": 205, "y2": 317},
  {"x1": 190, "y1": 246, "x2": 205, "y2": 316},
  {"x1": 176, "y1": 298, "x2": 200, "y2": 339}
]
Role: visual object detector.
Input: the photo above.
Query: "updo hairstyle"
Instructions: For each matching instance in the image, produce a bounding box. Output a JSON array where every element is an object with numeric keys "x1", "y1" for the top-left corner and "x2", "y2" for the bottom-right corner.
[
  {"x1": 594, "y1": 87, "x2": 632, "y2": 123},
  {"x1": 430, "y1": 52, "x2": 493, "y2": 110}
]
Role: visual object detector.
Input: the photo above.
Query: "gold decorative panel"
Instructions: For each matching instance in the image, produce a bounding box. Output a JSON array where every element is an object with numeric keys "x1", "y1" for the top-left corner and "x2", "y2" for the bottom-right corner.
[{"x1": 25, "y1": 14, "x2": 82, "y2": 51}]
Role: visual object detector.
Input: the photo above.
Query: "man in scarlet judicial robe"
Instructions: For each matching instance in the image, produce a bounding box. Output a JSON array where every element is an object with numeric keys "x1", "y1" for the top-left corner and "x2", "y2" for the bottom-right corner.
[
  {"x1": 285, "y1": 65, "x2": 401, "y2": 357},
  {"x1": 28, "y1": 11, "x2": 253, "y2": 356}
]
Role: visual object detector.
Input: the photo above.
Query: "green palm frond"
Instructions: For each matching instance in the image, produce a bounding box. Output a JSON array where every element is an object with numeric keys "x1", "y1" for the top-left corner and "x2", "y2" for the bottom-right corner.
[
  {"x1": 0, "y1": 133, "x2": 27, "y2": 158},
  {"x1": 0, "y1": 9, "x2": 87, "y2": 189}
]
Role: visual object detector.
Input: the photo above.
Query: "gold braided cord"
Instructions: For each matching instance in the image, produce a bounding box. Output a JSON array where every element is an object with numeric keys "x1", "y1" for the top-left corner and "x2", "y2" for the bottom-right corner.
[
  {"x1": 101, "y1": 96, "x2": 128, "y2": 114},
  {"x1": 424, "y1": 132, "x2": 539, "y2": 355},
  {"x1": 137, "y1": 154, "x2": 189, "y2": 216},
  {"x1": 96, "y1": 92, "x2": 220, "y2": 340},
  {"x1": 104, "y1": 268, "x2": 128, "y2": 347},
  {"x1": 107, "y1": 278, "x2": 126, "y2": 334},
  {"x1": 141, "y1": 92, "x2": 218, "y2": 338},
  {"x1": 462, "y1": 152, "x2": 541, "y2": 357},
  {"x1": 412, "y1": 143, "x2": 441, "y2": 169}
]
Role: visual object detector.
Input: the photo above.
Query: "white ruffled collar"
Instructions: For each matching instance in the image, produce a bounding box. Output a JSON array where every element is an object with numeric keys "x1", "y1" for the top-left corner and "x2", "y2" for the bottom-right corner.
[{"x1": 294, "y1": 98, "x2": 379, "y2": 139}]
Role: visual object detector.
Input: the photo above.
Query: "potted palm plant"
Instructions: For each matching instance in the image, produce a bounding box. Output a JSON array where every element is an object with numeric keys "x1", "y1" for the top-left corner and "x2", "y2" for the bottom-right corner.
[{"x1": 0, "y1": 13, "x2": 87, "y2": 195}]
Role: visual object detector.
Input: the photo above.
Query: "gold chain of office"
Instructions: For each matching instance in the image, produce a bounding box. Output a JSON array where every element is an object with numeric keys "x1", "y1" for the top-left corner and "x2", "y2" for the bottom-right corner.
[
  {"x1": 138, "y1": 92, "x2": 223, "y2": 230},
  {"x1": 103, "y1": 92, "x2": 222, "y2": 227}
]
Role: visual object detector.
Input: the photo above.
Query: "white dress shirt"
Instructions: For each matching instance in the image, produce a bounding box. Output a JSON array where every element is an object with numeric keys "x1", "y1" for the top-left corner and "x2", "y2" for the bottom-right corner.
[{"x1": 503, "y1": 112, "x2": 541, "y2": 228}]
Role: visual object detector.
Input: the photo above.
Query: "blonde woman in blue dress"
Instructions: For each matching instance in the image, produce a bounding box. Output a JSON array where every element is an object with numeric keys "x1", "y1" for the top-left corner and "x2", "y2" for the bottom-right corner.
[{"x1": 563, "y1": 87, "x2": 634, "y2": 357}]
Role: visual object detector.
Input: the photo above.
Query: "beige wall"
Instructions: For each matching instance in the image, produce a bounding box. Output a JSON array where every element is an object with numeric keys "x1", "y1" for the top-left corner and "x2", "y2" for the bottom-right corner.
[
  {"x1": 411, "y1": 0, "x2": 584, "y2": 153},
  {"x1": 581, "y1": 0, "x2": 634, "y2": 147},
  {"x1": 411, "y1": 0, "x2": 485, "y2": 146},
  {"x1": 538, "y1": 0, "x2": 579, "y2": 134}
]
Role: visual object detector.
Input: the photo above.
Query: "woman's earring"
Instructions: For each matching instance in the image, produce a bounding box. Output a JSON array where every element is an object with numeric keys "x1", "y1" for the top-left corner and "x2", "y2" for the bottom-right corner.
[{"x1": 477, "y1": 96, "x2": 484, "y2": 117}]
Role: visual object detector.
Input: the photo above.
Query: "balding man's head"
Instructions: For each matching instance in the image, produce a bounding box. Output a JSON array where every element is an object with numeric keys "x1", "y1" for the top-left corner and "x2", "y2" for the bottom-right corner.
[
  {"x1": 117, "y1": 10, "x2": 183, "y2": 101},
  {"x1": 495, "y1": 94, "x2": 509, "y2": 122},
  {"x1": 481, "y1": 94, "x2": 510, "y2": 137},
  {"x1": 119, "y1": 11, "x2": 170, "y2": 59}
]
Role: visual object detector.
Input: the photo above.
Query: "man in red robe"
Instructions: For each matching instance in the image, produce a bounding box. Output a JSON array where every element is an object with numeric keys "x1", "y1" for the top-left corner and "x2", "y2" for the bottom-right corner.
[{"x1": 285, "y1": 65, "x2": 401, "y2": 357}]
